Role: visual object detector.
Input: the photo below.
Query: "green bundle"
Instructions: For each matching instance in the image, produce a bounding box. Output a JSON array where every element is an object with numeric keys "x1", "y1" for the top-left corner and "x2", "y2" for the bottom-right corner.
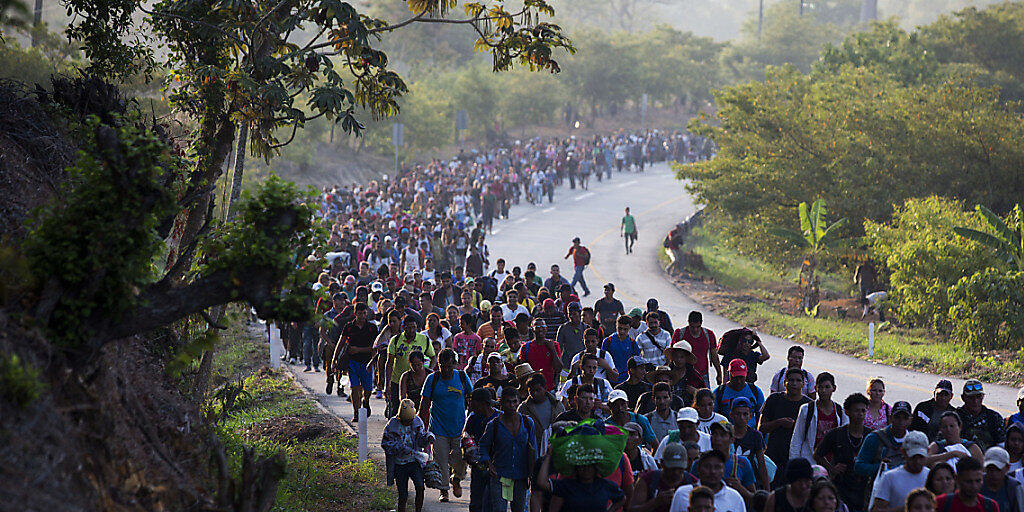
[{"x1": 549, "y1": 419, "x2": 627, "y2": 477}]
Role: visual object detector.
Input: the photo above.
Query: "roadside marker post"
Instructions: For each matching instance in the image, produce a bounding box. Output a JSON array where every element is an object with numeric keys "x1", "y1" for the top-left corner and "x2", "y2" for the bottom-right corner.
[
  {"x1": 868, "y1": 322, "x2": 875, "y2": 357},
  {"x1": 269, "y1": 323, "x2": 281, "y2": 369},
  {"x1": 358, "y1": 408, "x2": 368, "y2": 461}
]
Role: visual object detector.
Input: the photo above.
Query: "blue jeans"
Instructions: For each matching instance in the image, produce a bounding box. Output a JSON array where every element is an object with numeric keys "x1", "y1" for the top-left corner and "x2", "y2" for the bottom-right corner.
[
  {"x1": 301, "y1": 324, "x2": 320, "y2": 368},
  {"x1": 488, "y1": 477, "x2": 528, "y2": 512},
  {"x1": 571, "y1": 265, "x2": 590, "y2": 295},
  {"x1": 469, "y1": 466, "x2": 490, "y2": 512}
]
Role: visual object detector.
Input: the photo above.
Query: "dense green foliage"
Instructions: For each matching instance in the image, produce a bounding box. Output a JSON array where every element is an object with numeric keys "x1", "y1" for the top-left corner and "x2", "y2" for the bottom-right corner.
[
  {"x1": 23, "y1": 115, "x2": 181, "y2": 349},
  {"x1": 679, "y1": 3, "x2": 1024, "y2": 264},
  {"x1": 0, "y1": 354, "x2": 43, "y2": 409},
  {"x1": 864, "y1": 197, "x2": 1001, "y2": 330},
  {"x1": 947, "y1": 268, "x2": 1024, "y2": 350}
]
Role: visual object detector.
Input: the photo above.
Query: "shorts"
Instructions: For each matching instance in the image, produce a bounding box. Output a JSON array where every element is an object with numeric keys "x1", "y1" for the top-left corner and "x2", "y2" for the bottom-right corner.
[
  {"x1": 394, "y1": 461, "x2": 424, "y2": 500},
  {"x1": 348, "y1": 360, "x2": 373, "y2": 389}
]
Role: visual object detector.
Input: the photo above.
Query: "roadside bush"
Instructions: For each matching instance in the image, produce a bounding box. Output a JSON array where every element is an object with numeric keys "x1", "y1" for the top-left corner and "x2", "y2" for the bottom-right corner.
[
  {"x1": 864, "y1": 196, "x2": 1001, "y2": 330},
  {"x1": 947, "y1": 268, "x2": 1024, "y2": 350}
]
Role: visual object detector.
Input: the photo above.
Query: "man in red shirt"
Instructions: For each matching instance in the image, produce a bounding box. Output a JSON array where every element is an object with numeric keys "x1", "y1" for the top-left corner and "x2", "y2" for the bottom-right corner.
[
  {"x1": 672, "y1": 311, "x2": 723, "y2": 387},
  {"x1": 517, "y1": 318, "x2": 563, "y2": 391},
  {"x1": 936, "y1": 457, "x2": 1000, "y2": 512},
  {"x1": 563, "y1": 237, "x2": 592, "y2": 297}
]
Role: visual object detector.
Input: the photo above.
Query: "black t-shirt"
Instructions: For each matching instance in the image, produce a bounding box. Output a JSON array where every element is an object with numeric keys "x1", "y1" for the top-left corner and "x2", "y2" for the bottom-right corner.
[
  {"x1": 761, "y1": 392, "x2": 812, "y2": 468},
  {"x1": 615, "y1": 379, "x2": 652, "y2": 409},
  {"x1": 635, "y1": 391, "x2": 686, "y2": 416},
  {"x1": 474, "y1": 375, "x2": 514, "y2": 391},
  {"x1": 551, "y1": 477, "x2": 624, "y2": 509},
  {"x1": 342, "y1": 320, "x2": 379, "y2": 364},
  {"x1": 814, "y1": 425, "x2": 867, "y2": 511},
  {"x1": 594, "y1": 297, "x2": 624, "y2": 328}
]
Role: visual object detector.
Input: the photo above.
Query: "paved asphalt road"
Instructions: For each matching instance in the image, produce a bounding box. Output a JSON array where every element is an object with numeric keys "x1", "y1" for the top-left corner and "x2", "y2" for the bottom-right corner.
[
  {"x1": 281, "y1": 160, "x2": 1018, "y2": 511},
  {"x1": 486, "y1": 161, "x2": 1018, "y2": 412}
]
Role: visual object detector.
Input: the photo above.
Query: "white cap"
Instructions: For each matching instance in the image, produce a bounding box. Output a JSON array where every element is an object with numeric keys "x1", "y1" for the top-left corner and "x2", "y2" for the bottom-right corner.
[
  {"x1": 608, "y1": 389, "x2": 628, "y2": 404},
  {"x1": 903, "y1": 431, "x2": 929, "y2": 458},
  {"x1": 676, "y1": 407, "x2": 699, "y2": 424},
  {"x1": 984, "y1": 446, "x2": 1010, "y2": 470}
]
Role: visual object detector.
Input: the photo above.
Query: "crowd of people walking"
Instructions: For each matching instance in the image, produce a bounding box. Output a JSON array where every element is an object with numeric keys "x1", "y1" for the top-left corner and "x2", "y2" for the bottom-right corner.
[{"x1": 282, "y1": 129, "x2": 1023, "y2": 512}]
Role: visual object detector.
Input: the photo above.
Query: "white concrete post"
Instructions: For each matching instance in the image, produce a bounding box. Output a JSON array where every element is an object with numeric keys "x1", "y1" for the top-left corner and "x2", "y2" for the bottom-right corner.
[
  {"x1": 868, "y1": 322, "x2": 875, "y2": 357},
  {"x1": 358, "y1": 408, "x2": 368, "y2": 461}
]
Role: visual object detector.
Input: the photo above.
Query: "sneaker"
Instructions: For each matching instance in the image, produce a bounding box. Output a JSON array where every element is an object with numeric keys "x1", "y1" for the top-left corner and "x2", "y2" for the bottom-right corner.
[
  {"x1": 313, "y1": 367, "x2": 320, "y2": 372},
  {"x1": 325, "y1": 381, "x2": 333, "y2": 395},
  {"x1": 289, "y1": 358, "x2": 296, "y2": 365},
  {"x1": 375, "y1": 389, "x2": 383, "y2": 399},
  {"x1": 439, "y1": 491, "x2": 449, "y2": 503},
  {"x1": 352, "y1": 415, "x2": 359, "y2": 423},
  {"x1": 303, "y1": 366, "x2": 313, "y2": 373},
  {"x1": 338, "y1": 386, "x2": 347, "y2": 397}
]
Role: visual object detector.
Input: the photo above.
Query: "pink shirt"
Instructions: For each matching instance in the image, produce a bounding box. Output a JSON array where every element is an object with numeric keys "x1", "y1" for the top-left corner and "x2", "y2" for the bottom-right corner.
[{"x1": 452, "y1": 332, "x2": 481, "y2": 370}]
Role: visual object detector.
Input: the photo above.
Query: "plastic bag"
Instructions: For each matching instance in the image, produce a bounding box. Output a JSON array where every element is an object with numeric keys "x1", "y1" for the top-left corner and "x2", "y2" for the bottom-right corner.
[
  {"x1": 423, "y1": 460, "x2": 446, "y2": 490},
  {"x1": 549, "y1": 419, "x2": 627, "y2": 477}
]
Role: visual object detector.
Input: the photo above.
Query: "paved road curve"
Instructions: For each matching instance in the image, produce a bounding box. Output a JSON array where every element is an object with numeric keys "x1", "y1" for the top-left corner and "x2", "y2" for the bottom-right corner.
[
  {"x1": 283, "y1": 161, "x2": 1017, "y2": 512},
  {"x1": 488, "y1": 161, "x2": 1018, "y2": 412}
]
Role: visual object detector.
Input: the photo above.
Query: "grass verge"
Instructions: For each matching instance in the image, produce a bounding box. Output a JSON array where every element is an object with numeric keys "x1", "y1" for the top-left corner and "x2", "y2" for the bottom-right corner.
[
  {"x1": 212, "y1": 320, "x2": 395, "y2": 512},
  {"x1": 676, "y1": 227, "x2": 1024, "y2": 385}
]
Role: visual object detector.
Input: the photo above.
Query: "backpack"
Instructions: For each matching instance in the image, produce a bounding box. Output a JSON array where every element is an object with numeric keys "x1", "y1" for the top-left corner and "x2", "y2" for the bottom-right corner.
[
  {"x1": 579, "y1": 247, "x2": 591, "y2": 265},
  {"x1": 714, "y1": 382, "x2": 759, "y2": 413}
]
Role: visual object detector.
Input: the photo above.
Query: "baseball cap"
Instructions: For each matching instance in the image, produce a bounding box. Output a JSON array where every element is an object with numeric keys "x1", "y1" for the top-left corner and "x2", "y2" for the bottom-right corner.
[
  {"x1": 935, "y1": 379, "x2": 953, "y2": 394},
  {"x1": 709, "y1": 420, "x2": 734, "y2": 435},
  {"x1": 903, "y1": 431, "x2": 929, "y2": 458},
  {"x1": 623, "y1": 422, "x2": 643, "y2": 436},
  {"x1": 729, "y1": 359, "x2": 748, "y2": 377},
  {"x1": 731, "y1": 397, "x2": 753, "y2": 410},
  {"x1": 572, "y1": 237, "x2": 581, "y2": 243},
  {"x1": 567, "y1": 301, "x2": 582, "y2": 313},
  {"x1": 371, "y1": 281, "x2": 384, "y2": 292},
  {"x1": 628, "y1": 307, "x2": 643, "y2": 318},
  {"x1": 608, "y1": 389, "x2": 629, "y2": 404},
  {"x1": 543, "y1": 298, "x2": 556, "y2": 309},
  {"x1": 891, "y1": 401, "x2": 912, "y2": 417},
  {"x1": 963, "y1": 379, "x2": 984, "y2": 396},
  {"x1": 984, "y1": 446, "x2": 1010, "y2": 470},
  {"x1": 676, "y1": 407, "x2": 699, "y2": 424},
  {"x1": 604, "y1": 282, "x2": 615, "y2": 291},
  {"x1": 662, "y1": 443, "x2": 688, "y2": 469}
]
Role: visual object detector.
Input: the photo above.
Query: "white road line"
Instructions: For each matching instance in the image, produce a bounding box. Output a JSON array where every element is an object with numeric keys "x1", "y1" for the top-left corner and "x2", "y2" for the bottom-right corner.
[
  {"x1": 515, "y1": 218, "x2": 528, "y2": 224},
  {"x1": 543, "y1": 207, "x2": 556, "y2": 213},
  {"x1": 617, "y1": 180, "x2": 638, "y2": 188},
  {"x1": 574, "y1": 192, "x2": 596, "y2": 201}
]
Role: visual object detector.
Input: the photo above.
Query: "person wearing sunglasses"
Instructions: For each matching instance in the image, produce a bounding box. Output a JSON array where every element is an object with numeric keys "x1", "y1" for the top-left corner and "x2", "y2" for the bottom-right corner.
[{"x1": 957, "y1": 379, "x2": 1006, "y2": 451}]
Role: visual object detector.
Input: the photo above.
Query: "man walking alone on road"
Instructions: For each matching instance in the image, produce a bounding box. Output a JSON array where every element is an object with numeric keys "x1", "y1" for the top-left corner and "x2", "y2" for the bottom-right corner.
[
  {"x1": 564, "y1": 237, "x2": 591, "y2": 297},
  {"x1": 621, "y1": 207, "x2": 638, "y2": 254}
]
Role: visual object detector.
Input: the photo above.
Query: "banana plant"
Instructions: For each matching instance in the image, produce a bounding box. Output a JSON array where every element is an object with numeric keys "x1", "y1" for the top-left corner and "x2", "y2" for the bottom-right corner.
[
  {"x1": 770, "y1": 199, "x2": 850, "y2": 313},
  {"x1": 954, "y1": 204, "x2": 1024, "y2": 271}
]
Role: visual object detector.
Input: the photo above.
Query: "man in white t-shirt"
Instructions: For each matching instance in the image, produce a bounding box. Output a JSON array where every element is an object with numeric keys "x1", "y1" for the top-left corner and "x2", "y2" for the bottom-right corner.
[
  {"x1": 499, "y1": 289, "x2": 529, "y2": 321},
  {"x1": 656, "y1": 407, "x2": 713, "y2": 460},
  {"x1": 670, "y1": 450, "x2": 746, "y2": 512},
  {"x1": 871, "y1": 431, "x2": 930, "y2": 512}
]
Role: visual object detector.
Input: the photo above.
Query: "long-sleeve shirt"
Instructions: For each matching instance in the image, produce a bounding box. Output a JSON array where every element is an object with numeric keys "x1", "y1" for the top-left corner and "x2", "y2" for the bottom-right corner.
[
  {"x1": 479, "y1": 413, "x2": 536, "y2": 480},
  {"x1": 855, "y1": 426, "x2": 903, "y2": 477}
]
